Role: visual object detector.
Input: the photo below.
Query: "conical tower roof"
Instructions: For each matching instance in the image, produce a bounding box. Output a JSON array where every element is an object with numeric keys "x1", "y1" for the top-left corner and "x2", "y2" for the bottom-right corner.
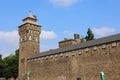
[{"x1": 22, "y1": 12, "x2": 38, "y2": 25}]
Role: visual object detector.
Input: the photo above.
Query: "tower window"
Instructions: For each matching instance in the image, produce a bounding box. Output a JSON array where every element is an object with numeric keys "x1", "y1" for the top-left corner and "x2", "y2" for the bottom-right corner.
[
  {"x1": 29, "y1": 36, "x2": 32, "y2": 40},
  {"x1": 26, "y1": 30, "x2": 29, "y2": 33},
  {"x1": 35, "y1": 37, "x2": 39, "y2": 42},
  {"x1": 20, "y1": 38, "x2": 22, "y2": 42},
  {"x1": 24, "y1": 36, "x2": 26, "y2": 41}
]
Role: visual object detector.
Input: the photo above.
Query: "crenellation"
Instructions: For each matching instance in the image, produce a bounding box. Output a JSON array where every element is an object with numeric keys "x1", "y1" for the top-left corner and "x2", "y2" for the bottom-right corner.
[
  {"x1": 65, "y1": 52, "x2": 69, "y2": 57},
  {"x1": 27, "y1": 41, "x2": 119, "y2": 62},
  {"x1": 55, "y1": 54, "x2": 58, "y2": 58},
  {"x1": 93, "y1": 46, "x2": 97, "y2": 51},
  {"x1": 42, "y1": 57, "x2": 44, "y2": 60},
  {"x1": 27, "y1": 41, "x2": 120, "y2": 63},
  {"x1": 85, "y1": 48, "x2": 89, "y2": 52},
  {"x1": 45, "y1": 56, "x2": 48, "y2": 60},
  {"x1": 50, "y1": 55, "x2": 53, "y2": 59},
  {"x1": 60, "y1": 53, "x2": 63, "y2": 57},
  {"x1": 72, "y1": 51, "x2": 76, "y2": 56},
  {"x1": 102, "y1": 44, "x2": 106, "y2": 49},
  {"x1": 112, "y1": 42, "x2": 117, "y2": 47}
]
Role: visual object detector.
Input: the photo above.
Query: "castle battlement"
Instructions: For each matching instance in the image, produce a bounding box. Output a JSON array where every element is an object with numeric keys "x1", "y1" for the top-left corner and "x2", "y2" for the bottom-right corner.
[{"x1": 27, "y1": 33, "x2": 120, "y2": 61}]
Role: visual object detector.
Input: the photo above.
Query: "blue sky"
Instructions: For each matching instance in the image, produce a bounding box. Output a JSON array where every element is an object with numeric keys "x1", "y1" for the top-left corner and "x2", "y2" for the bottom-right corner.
[{"x1": 0, "y1": 0, "x2": 120, "y2": 58}]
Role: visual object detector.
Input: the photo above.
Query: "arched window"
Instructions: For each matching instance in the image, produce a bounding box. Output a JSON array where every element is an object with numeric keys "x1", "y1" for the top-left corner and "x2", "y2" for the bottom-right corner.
[
  {"x1": 20, "y1": 38, "x2": 22, "y2": 42},
  {"x1": 35, "y1": 37, "x2": 39, "y2": 42},
  {"x1": 29, "y1": 36, "x2": 32, "y2": 40},
  {"x1": 24, "y1": 36, "x2": 26, "y2": 41},
  {"x1": 76, "y1": 77, "x2": 81, "y2": 80}
]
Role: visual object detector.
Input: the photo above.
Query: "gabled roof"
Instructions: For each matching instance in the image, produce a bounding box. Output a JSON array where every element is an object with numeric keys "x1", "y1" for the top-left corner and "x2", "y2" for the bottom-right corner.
[{"x1": 28, "y1": 33, "x2": 120, "y2": 60}]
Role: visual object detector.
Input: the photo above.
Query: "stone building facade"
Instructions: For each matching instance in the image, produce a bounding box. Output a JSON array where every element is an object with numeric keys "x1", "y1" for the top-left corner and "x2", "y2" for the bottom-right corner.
[{"x1": 19, "y1": 14, "x2": 120, "y2": 80}]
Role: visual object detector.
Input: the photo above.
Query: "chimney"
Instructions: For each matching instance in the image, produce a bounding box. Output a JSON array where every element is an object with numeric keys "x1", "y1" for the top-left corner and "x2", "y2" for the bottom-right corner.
[
  {"x1": 74, "y1": 34, "x2": 80, "y2": 44},
  {"x1": 64, "y1": 38, "x2": 68, "y2": 40},
  {"x1": 74, "y1": 34, "x2": 80, "y2": 39}
]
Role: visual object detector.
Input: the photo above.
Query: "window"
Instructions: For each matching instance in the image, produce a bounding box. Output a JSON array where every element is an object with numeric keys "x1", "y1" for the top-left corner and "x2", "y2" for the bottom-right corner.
[
  {"x1": 38, "y1": 58, "x2": 41, "y2": 60},
  {"x1": 50, "y1": 55, "x2": 53, "y2": 58},
  {"x1": 31, "y1": 30, "x2": 33, "y2": 33},
  {"x1": 55, "y1": 54, "x2": 57, "y2": 57},
  {"x1": 85, "y1": 48, "x2": 89, "y2": 52},
  {"x1": 42, "y1": 57, "x2": 44, "y2": 60},
  {"x1": 93, "y1": 46, "x2": 97, "y2": 51},
  {"x1": 60, "y1": 53, "x2": 63, "y2": 57},
  {"x1": 37, "y1": 31, "x2": 39, "y2": 34},
  {"x1": 20, "y1": 38, "x2": 22, "y2": 42},
  {"x1": 45, "y1": 56, "x2": 48, "y2": 59},
  {"x1": 102, "y1": 44, "x2": 106, "y2": 49},
  {"x1": 35, "y1": 37, "x2": 39, "y2": 42},
  {"x1": 66, "y1": 52, "x2": 69, "y2": 57},
  {"x1": 72, "y1": 51, "x2": 75, "y2": 56},
  {"x1": 78, "y1": 49, "x2": 82, "y2": 55},
  {"x1": 26, "y1": 30, "x2": 29, "y2": 33},
  {"x1": 24, "y1": 36, "x2": 26, "y2": 41},
  {"x1": 76, "y1": 77, "x2": 81, "y2": 80},
  {"x1": 112, "y1": 42, "x2": 116, "y2": 47},
  {"x1": 29, "y1": 36, "x2": 32, "y2": 40}
]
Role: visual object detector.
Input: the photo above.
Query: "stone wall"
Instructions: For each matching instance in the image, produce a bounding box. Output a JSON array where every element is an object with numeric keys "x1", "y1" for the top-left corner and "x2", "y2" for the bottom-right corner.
[{"x1": 27, "y1": 41, "x2": 120, "y2": 80}]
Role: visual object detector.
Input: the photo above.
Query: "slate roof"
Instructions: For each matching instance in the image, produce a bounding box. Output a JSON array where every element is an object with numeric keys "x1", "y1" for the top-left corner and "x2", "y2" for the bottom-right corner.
[{"x1": 28, "y1": 33, "x2": 120, "y2": 60}]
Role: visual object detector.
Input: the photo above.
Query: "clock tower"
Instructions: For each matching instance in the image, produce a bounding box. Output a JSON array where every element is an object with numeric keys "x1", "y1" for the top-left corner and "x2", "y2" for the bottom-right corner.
[{"x1": 18, "y1": 13, "x2": 41, "y2": 80}]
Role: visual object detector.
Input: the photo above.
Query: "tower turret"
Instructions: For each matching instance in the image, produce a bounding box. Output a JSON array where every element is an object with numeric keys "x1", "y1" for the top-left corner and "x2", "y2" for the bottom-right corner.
[{"x1": 18, "y1": 13, "x2": 41, "y2": 80}]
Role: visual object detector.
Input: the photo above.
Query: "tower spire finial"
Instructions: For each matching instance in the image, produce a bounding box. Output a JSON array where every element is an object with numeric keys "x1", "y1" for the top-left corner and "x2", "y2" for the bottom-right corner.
[
  {"x1": 29, "y1": 10, "x2": 31, "y2": 14},
  {"x1": 27, "y1": 10, "x2": 35, "y2": 19}
]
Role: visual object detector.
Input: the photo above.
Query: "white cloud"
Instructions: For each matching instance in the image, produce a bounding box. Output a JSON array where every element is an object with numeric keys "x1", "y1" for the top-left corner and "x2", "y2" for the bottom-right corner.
[
  {"x1": 49, "y1": 0, "x2": 80, "y2": 7},
  {"x1": 40, "y1": 30, "x2": 57, "y2": 40},
  {"x1": 0, "y1": 30, "x2": 19, "y2": 58},
  {"x1": 0, "y1": 30, "x2": 57, "y2": 45},
  {"x1": 0, "y1": 30, "x2": 57, "y2": 58},
  {"x1": 63, "y1": 30, "x2": 74, "y2": 36},
  {"x1": 92, "y1": 27, "x2": 116, "y2": 37},
  {"x1": 0, "y1": 30, "x2": 19, "y2": 46}
]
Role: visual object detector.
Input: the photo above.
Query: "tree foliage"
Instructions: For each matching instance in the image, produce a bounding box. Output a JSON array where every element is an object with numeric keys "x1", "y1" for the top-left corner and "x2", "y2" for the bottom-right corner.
[
  {"x1": 80, "y1": 36, "x2": 85, "y2": 43},
  {"x1": 0, "y1": 49, "x2": 19, "y2": 79},
  {"x1": 85, "y1": 28, "x2": 94, "y2": 41},
  {"x1": 0, "y1": 54, "x2": 4, "y2": 77}
]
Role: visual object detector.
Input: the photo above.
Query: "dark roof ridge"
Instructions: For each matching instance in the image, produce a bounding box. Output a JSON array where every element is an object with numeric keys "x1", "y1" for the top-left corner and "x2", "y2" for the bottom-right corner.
[
  {"x1": 28, "y1": 33, "x2": 120, "y2": 60},
  {"x1": 94, "y1": 32, "x2": 120, "y2": 40}
]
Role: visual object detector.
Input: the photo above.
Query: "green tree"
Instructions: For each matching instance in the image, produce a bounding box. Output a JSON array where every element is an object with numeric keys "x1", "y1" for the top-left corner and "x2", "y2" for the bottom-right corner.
[
  {"x1": 0, "y1": 54, "x2": 4, "y2": 77},
  {"x1": 0, "y1": 54, "x2": 2, "y2": 61},
  {"x1": 85, "y1": 28, "x2": 94, "y2": 41},
  {"x1": 3, "y1": 49, "x2": 19, "y2": 79},
  {"x1": 15, "y1": 49, "x2": 19, "y2": 59},
  {"x1": 80, "y1": 36, "x2": 85, "y2": 43}
]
